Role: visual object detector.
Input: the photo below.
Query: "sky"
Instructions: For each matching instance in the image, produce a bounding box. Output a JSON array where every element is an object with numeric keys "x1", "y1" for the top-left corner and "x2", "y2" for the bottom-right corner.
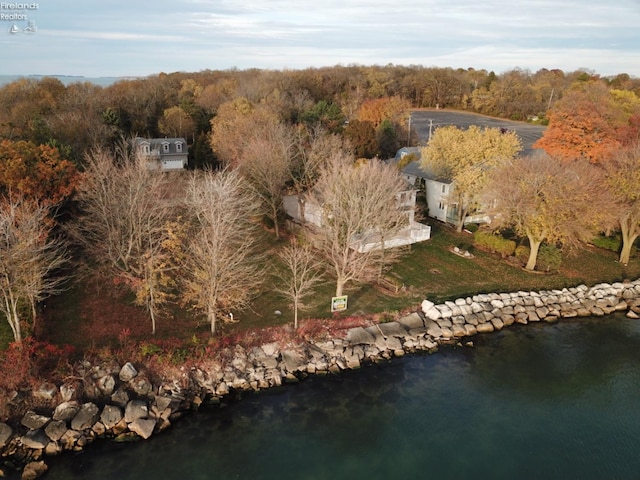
[{"x1": 1, "y1": 0, "x2": 639, "y2": 78}]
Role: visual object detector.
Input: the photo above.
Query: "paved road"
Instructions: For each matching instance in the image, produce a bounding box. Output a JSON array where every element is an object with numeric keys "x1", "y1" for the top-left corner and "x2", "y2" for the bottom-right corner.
[{"x1": 409, "y1": 110, "x2": 546, "y2": 156}]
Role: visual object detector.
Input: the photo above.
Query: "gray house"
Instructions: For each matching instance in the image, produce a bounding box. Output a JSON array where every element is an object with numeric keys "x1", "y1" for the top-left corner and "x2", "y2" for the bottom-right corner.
[{"x1": 134, "y1": 137, "x2": 188, "y2": 171}]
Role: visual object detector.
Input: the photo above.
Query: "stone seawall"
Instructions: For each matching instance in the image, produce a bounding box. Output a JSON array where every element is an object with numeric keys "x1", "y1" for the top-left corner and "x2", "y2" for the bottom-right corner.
[{"x1": 2, "y1": 279, "x2": 640, "y2": 478}]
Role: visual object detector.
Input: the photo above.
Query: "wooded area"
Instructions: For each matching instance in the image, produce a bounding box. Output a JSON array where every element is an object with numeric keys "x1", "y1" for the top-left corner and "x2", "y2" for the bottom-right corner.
[{"x1": 1, "y1": 64, "x2": 640, "y2": 347}]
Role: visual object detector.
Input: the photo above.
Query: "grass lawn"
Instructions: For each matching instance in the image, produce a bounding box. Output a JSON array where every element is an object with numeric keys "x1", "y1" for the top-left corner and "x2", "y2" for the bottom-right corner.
[{"x1": 11, "y1": 221, "x2": 640, "y2": 351}]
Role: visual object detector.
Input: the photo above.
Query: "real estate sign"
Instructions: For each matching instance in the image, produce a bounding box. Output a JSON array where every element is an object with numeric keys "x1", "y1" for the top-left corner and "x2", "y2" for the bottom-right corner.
[{"x1": 331, "y1": 295, "x2": 348, "y2": 312}]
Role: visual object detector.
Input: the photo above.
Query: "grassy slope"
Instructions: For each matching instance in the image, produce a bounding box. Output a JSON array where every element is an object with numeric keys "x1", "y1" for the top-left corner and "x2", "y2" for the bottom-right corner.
[{"x1": 6, "y1": 221, "x2": 640, "y2": 351}]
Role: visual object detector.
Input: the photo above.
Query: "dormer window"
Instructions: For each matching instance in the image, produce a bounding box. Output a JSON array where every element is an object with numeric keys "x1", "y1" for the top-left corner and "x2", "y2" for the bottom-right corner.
[
  {"x1": 142, "y1": 144, "x2": 150, "y2": 155},
  {"x1": 175, "y1": 142, "x2": 183, "y2": 153},
  {"x1": 162, "y1": 142, "x2": 170, "y2": 153}
]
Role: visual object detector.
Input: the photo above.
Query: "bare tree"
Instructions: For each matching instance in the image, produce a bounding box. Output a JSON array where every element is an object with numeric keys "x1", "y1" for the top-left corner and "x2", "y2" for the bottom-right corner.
[
  {"x1": 0, "y1": 196, "x2": 68, "y2": 342},
  {"x1": 70, "y1": 146, "x2": 176, "y2": 334},
  {"x1": 482, "y1": 154, "x2": 613, "y2": 271},
  {"x1": 309, "y1": 155, "x2": 409, "y2": 297},
  {"x1": 274, "y1": 242, "x2": 324, "y2": 329},
  {"x1": 239, "y1": 121, "x2": 295, "y2": 238},
  {"x1": 289, "y1": 128, "x2": 346, "y2": 224},
  {"x1": 181, "y1": 169, "x2": 264, "y2": 335}
]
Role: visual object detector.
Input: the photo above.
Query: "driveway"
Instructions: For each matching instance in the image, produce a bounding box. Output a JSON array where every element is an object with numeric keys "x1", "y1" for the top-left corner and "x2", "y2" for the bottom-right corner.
[{"x1": 409, "y1": 110, "x2": 546, "y2": 156}]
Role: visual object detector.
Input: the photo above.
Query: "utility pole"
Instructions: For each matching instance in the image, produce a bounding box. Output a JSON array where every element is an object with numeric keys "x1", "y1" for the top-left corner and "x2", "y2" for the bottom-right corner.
[
  {"x1": 428, "y1": 119, "x2": 434, "y2": 143},
  {"x1": 407, "y1": 114, "x2": 412, "y2": 146}
]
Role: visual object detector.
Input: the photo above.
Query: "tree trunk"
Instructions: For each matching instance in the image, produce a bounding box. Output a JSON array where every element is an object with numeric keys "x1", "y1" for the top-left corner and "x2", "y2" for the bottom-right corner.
[
  {"x1": 298, "y1": 197, "x2": 306, "y2": 225},
  {"x1": 619, "y1": 216, "x2": 639, "y2": 266},
  {"x1": 149, "y1": 287, "x2": 157, "y2": 335},
  {"x1": 272, "y1": 204, "x2": 280, "y2": 239},
  {"x1": 335, "y1": 277, "x2": 346, "y2": 298},
  {"x1": 208, "y1": 305, "x2": 217, "y2": 335},
  {"x1": 293, "y1": 299, "x2": 299, "y2": 330},
  {"x1": 456, "y1": 205, "x2": 466, "y2": 233},
  {"x1": 526, "y1": 236, "x2": 542, "y2": 271}
]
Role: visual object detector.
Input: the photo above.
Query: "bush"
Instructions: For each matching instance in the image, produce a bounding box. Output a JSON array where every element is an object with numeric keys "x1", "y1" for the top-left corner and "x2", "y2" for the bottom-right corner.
[
  {"x1": 515, "y1": 245, "x2": 530, "y2": 265},
  {"x1": 591, "y1": 234, "x2": 621, "y2": 253},
  {"x1": 537, "y1": 244, "x2": 562, "y2": 272},
  {"x1": 474, "y1": 231, "x2": 516, "y2": 257}
]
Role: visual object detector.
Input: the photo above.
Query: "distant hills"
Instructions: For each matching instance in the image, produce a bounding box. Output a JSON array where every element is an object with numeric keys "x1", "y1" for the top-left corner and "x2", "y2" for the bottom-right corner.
[{"x1": 0, "y1": 75, "x2": 134, "y2": 87}]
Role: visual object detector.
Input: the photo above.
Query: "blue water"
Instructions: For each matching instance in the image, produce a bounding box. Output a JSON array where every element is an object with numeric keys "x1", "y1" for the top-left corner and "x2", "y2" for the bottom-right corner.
[{"x1": 41, "y1": 316, "x2": 640, "y2": 480}]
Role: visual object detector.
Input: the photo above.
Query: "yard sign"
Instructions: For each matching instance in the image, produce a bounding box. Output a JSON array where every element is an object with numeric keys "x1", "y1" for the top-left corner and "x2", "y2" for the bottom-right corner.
[{"x1": 331, "y1": 295, "x2": 348, "y2": 312}]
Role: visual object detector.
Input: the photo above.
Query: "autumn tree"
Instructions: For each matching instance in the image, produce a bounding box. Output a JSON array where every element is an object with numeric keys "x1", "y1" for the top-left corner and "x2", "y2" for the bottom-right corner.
[
  {"x1": 308, "y1": 155, "x2": 409, "y2": 297},
  {"x1": 209, "y1": 98, "x2": 279, "y2": 166},
  {"x1": 482, "y1": 154, "x2": 612, "y2": 271},
  {"x1": 534, "y1": 81, "x2": 630, "y2": 163},
  {"x1": 421, "y1": 125, "x2": 522, "y2": 231},
  {"x1": 181, "y1": 169, "x2": 264, "y2": 335},
  {"x1": 70, "y1": 146, "x2": 176, "y2": 334},
  {"x1": 602, "y1": 143, "x2": 640, "y2": 265},
  {"x1": 0, "y1": 140, "x2": 79, "y2": 207},
  {"x1": 0, "y1": 196, "x2": 69, "y2": 342},
  {"x1": 343, "y1": 120, "x2": 377, "y2": 158},
  {"x1": 358, "y1": 96, "x2": 411, "y2": 129},
  {"x1": 158, "y1": 106, "x2": 196, "y2": 140},
  {"x1": 274, "y1": 243, "x2": 324, "y2": 329}
]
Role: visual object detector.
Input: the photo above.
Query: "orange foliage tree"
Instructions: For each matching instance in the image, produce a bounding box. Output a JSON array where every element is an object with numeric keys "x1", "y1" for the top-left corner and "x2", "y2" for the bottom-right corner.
[
  {"x1": 357, "y1": 96, "x2": 411, "y2": 128},
  {"x1": 0, "y1": 140, "x2": 79, "y2": 206},
  {"x1": 534, "y1": 82, "x2": 638, "y2": 163}
]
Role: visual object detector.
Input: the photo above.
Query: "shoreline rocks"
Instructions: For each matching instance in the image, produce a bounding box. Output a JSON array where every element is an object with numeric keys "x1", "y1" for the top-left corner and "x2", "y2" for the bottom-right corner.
[{"x1": 1, "y1": 279, "x2": 640, "y2": 478}]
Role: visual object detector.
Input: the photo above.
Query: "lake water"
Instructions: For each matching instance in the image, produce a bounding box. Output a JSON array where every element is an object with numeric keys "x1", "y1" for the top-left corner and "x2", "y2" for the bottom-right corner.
[{"x1": 40, "y1": 315, "x2": 640, "y2": 480}]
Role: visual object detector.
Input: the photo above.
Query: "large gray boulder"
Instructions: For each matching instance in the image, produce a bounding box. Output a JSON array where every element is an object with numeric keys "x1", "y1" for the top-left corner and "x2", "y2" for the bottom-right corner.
[
  {"x1": 20, "y1": 429, "x2": 49, "y2": 449},
  {"x1": 346, "y1": 327, "x2": 375, "y2": 345},
  {"x1": 21, "y1": 411, "x2": 50, "y2": 430},
  {"x1": 100, "y1": 405, "x2": 122, "y2": 430},
  {"x1": 52, "y1": 401, "x2": 79, "y2": 422},
  {"x1": 124, "y1": 400, "x2": 148, "y2": 423},
  {"x1": 0, "y1": 422, "x2": 12, "y2": 448},
  {"x1": 71, "y1": 403, "x2": 100, "y2": 431},
  {"x1": 44, "y1": 420, "x2": 68, "y2": 442},
  {"x1": 128, "y1": 418, "x2": 156, "y2": 440},
  {"x1": 119, "y1": 362, "x2": 138, "y2": 382},
  {"x1": 100, "y1": 405, "x2": 123, "y2": 430},
  {"x1": 280, "y1": 350, "x2": 306, "y2": 373}
]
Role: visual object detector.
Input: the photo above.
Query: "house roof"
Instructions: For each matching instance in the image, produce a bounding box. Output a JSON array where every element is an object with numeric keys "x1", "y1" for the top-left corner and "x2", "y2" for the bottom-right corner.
[{"x1": 134, "y1": 137, "x2": 188, "y2": 154}]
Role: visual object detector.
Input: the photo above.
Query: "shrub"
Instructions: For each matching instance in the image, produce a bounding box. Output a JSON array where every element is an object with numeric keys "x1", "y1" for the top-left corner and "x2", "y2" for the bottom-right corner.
[
  {"x1": 591, "y1": 234, "x2": 621, "y2": 253},
  {"x1": 537, "y1": 244, "x2": 562, "y2": 272},
  {"x1": 474, "y1": 231, "x2": 516, "y2": 257},
  {"x1": 515, "y1": 245, "x2": 530, "y2": 265}
]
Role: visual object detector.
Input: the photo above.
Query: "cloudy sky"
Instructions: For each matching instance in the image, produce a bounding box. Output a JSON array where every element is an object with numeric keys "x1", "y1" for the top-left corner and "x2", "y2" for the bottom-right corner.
[{"x1": 1, "y1": 0, "x2": 639, "y2": 78}]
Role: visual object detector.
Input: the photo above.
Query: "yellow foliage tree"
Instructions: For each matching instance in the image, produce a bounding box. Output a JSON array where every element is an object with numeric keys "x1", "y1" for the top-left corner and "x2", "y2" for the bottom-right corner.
[{"x1": 420, "y1": 125, "x2": 522, "y2": 231}]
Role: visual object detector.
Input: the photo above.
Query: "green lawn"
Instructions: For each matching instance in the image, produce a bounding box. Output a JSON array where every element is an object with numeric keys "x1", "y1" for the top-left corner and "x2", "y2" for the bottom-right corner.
[
  {"x1": 241, "y1": 222, "x2": 640, "y2": 330},
  {"x1": 4, "y1": 221, "x2": 640, "y2": 350}
]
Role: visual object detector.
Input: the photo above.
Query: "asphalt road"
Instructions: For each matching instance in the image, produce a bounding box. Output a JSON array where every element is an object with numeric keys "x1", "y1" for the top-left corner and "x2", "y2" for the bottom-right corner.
[{"x1": 409, "y1": 110, "x2": 546, "y2": 156}]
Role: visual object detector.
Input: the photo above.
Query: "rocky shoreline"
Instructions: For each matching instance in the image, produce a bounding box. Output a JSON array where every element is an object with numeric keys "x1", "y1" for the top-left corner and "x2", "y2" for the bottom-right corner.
[{"x1": 2, "y1": 279, "x2": 640, "y2": 479}]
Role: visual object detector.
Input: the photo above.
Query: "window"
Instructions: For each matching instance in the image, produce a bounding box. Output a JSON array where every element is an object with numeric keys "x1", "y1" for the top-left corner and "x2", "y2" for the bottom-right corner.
[
  {"x1": 441, "y1": 184, "x2": 446, "y2": 193},
  {"x1": 175, "y1": 142, "x2": 183, "y2": 153},
  {"x1": 142, "y1": 144, "x2": 150, "y2": 155},
  {"x1": 162, "y1": 142, "x2": 170, "y2": 153}
]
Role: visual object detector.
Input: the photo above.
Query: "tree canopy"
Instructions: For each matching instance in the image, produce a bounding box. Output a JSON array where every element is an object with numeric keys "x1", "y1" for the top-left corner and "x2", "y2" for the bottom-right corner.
[{"x1": 420, "y1": 125, "x2": 522, "y2": 231}]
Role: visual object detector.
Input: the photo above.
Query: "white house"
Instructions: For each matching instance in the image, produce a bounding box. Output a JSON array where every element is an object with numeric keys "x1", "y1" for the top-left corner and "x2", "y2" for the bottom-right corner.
[
  {"x1": 283, "y1": 186, "x2": 431, "y2": 253},
  {"x1": 134, "y1": 137, "x2": 188, "y2": 171},
  {"x1": 394, "y1": 148, "x2": 489, "y2": 227}
]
